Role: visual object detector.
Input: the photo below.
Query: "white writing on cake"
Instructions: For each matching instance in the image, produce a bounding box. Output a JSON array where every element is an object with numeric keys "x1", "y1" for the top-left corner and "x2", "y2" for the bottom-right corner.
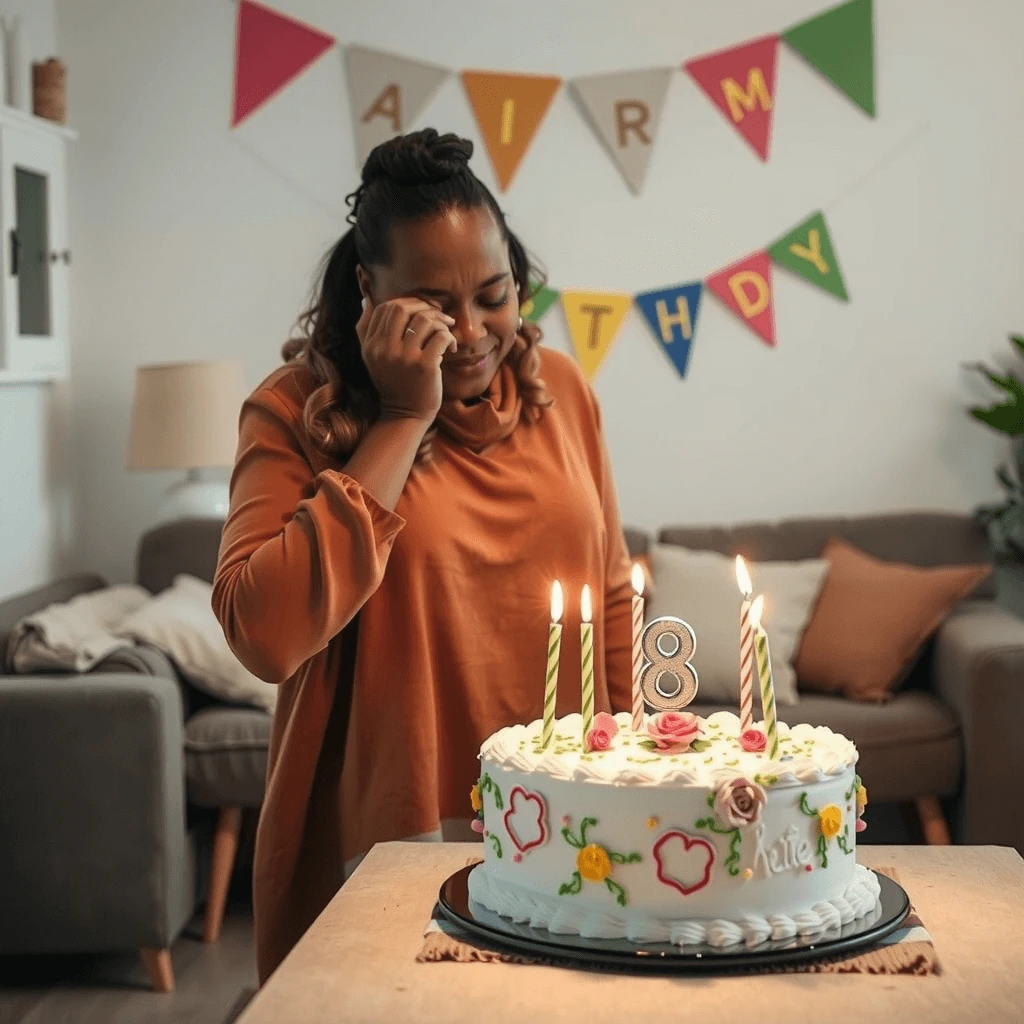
[{"x1": 752, "y1": 823, "x2": 813, "y2": 877}]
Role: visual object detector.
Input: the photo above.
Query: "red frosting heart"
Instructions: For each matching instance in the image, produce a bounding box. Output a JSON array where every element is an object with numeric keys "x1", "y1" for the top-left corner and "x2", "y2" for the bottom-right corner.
[
  {"x1": 503, "y1": 786, "x2": 548, "y2": 854},
  {"x1": 653, "y1": 830, "x2": 715, "y2": 896}
]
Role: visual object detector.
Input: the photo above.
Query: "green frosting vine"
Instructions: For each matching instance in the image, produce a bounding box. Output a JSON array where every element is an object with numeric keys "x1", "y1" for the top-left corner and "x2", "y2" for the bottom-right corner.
[
  {"x1": 836, "y1": 825, "x2": 853, "y2": 856},
  {"x1": 557, "y1": 816, "x2": 641, "y2": 906},
  {"x1": 816, "y1": 834, "x2": 828, "y2": 869},
  {"x1": 559, "y1": 871, "x2": 583, "y2": 896},
  {"x1": 695, "y1": 816, "x2": 742, "y2": 877},
  {"x1": 489, "y1": 832, "x2": 503, "y2": 859},
  {"x1": 479, "y1": 772, "x2": 503, "y2": 810},
  {"x1": 799, "y1": 792, "x2": 818, "y2": 817}
]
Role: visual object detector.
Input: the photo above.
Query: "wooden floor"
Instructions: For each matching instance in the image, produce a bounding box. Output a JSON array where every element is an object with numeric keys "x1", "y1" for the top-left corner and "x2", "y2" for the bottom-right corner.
[{"x1": 0, "y1": 904, "x2": 257, "y2": 1024}]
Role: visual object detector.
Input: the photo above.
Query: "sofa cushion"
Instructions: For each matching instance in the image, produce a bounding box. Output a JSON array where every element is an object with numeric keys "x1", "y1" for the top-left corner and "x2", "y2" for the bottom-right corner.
[
  {"x1": 184, "y1": 706, "x2": 271, "y2": 808},
  {"x1": 691, "y1": 691, "x2": 960, "y2": 802}
]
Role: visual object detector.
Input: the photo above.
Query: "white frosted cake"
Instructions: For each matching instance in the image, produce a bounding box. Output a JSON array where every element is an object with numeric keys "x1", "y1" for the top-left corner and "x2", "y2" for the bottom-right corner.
[{"x1": 468, "y1": 710, "x2": 877, "y2": 948}]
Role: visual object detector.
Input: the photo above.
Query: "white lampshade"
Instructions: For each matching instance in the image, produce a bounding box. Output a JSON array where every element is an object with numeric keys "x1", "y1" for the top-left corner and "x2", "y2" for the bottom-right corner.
[{"x1": 127, "y1": 360, "x2": 247, "y2": 471}]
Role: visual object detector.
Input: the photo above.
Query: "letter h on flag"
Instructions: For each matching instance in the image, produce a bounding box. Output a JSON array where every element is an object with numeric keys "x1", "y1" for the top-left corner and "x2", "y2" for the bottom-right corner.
[{"x1": 635, "y1": 284, "x2": 704, "y2": 378}]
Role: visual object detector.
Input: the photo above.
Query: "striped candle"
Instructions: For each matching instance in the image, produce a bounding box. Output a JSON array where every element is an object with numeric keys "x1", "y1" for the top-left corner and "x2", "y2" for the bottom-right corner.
[
  {"x1": 750, "y1": 596, "x2": 779, "y2": 759},
  {"x1": 542, "y1": 582, "x2": 564, "y2": 749},
  {"x1": 631, "y1": 564, "x2": 645, "y2": 732},
  {"x1": 580, "y1": 585, "x2": 595, "y2": 744},
  {"x1": 735, "y1": 556, "x2": 755, "y2": 732}
]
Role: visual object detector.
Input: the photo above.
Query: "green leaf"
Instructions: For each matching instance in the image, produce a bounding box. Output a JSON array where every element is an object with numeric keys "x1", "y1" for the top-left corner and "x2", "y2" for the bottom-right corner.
[
  {"x1": 561, "y1": 826, "x2": 583, "y2": 850},
  {"x1": 690, "y1": 739, "x2": 712, "y2": 752},
  {"x1": 489, "y1": 833, "x2": 503, "y2": 859},
  {"x1": 970, "y1": 404, "x2": 1024, "y2": 436},
  {"x1": 706, "y1": 793, "x2": 715, "y2": 809},
  {"x1": 799, "y1": 793, "x2": 819, "y2": 817},
  {"x1": 605, "y1": 877, "x2": 628, "y2": 907},
  {"x1": 638, "y1": 739, "x2": 659, "y2": 752},
  {"x1": 579, "y1": 817, "x2": 598, "y2": 845},
  {"x1": 1009, "y1": 335, "x2": 1024, "y2": 360},
  {"x1": 558, "y1": 871, "x2": 583, "y2": 896}
]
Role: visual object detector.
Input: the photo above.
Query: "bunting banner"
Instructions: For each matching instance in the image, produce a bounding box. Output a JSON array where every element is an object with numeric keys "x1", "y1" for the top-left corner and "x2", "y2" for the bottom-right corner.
[
  {"x1": 569, "y1": 68, "x2": 674, "y2": 194},
  {"x1": 705, "y1": 252, "x2": 776, "y2": 347},
  {"x1": 461, "y1": 71, "x2": 562, "y2": 191},
  {"x1": 343, "y1": 47, "x2": 450, "y2": 165},
  {"x1": 561, "y1": 291, "x2": 632, "y2": 380},
  {"x1": 767, "y1": 211, "x2": 849, "y2": 300},
  {"x1": 521, "y1": 284, "x2": 560, "y2": 324},
  {"x1": 635, "y1": 283, "x2": 704, "y2": 378},
  {"x1": 231, "y1": 0, "x2": 335, "y2": 128},
  {"x1": 684, "y1": 35, "x2": 779, "y2": 162},
  {"x1": 783, "y1": 0, "x2": 876, "y2": 117}
]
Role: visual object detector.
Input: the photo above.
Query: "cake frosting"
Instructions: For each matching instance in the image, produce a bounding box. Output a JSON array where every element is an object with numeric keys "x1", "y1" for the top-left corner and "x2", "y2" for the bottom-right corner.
[{"x1": 468, "y1": 711, "x2": 878, "y2": 948}]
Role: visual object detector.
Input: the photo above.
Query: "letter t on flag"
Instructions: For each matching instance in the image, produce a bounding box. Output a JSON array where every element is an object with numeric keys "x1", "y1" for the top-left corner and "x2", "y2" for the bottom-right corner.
[
  {"x1": 705, "y1": 252, "x2": 776, "y2": 347},
  {"x1": 561, "y1": 291, "x2": 632, "y2": 380}
]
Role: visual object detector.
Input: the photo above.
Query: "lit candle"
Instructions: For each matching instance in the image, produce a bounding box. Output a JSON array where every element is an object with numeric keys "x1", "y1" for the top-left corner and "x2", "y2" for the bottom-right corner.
[
  {"x1": 580, "y1": 585, "x2": 595, "y2": 744},
  {"x1": 631, "y1": 564, "x2": 645, "y2": 732},
  {"x1": 542, "y1": 582, "x2": 564, "y2": 749},
  {"x1": 749, "y1": 595, "x2": 779, "y2": 759},
  {"x1": 735, "y1": 556, "x2": 756, "y2": 733}
]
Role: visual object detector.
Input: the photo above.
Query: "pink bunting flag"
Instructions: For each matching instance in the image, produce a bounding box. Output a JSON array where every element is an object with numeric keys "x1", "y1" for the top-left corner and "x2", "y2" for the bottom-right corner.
[{"x1": 706, "y1": 251, "x2": 776, "y2": 347}]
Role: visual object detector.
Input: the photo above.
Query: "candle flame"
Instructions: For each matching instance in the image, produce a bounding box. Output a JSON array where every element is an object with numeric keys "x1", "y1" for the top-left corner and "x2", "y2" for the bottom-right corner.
[
  {"x1": 580, "y1": 584, "x2": 593, "y2": 624},
  {"x1": 735, "y1": 555, "x2": 752, "y2": 596},
  {"x1": 550, "y1": 581, "x2": 564, "y2": 623},
  {"x1": 749, "y1": 594, "x2": 765, "y2": 629},
  {"x1": 631, "y1": 562, "x2": 645, "y2": 596}
]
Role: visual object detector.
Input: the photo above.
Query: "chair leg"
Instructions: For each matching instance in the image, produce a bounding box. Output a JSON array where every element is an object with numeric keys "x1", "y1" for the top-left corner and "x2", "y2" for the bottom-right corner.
[
  {"x1": 139, "y1": 947, "x2": 174, "y2": 992},
  {"x1": 916, "y1": 796, "x2": 952, "y2": 845},
  {"x1": 204, "y1": 805, "x2": 243, "y2": 943}
]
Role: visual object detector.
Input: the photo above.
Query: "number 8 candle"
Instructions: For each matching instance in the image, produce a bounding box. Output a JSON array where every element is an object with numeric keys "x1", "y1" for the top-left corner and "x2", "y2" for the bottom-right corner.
[
  {"x1": 749, "y1": 595, "x2": 780, "y2": 759},
  {"x1": 542, "y1": 582, "x2": 563, "y2": 749},
  {"x1": 580, "y1": 585, "x2": 595, "y2": 744}
]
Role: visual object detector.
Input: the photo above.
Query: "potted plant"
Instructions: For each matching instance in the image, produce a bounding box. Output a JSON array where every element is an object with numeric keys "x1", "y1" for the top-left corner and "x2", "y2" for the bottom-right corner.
[{"x1": 967, "y1": 334, "x2": 1024, "y2": 560}]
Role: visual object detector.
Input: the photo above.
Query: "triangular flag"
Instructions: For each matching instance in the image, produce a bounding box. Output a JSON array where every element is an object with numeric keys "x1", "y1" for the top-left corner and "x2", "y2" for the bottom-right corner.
[
  {"x1": 706, "y1": 252, "x2": 776, "y2": 347},
  {"x1": 521, "y1": 283, "x2": 560, "y2": 324},
  {"x1": 461, "y1": 71, "x2": 561, "y2": 191},
  {"x1": 569, "y1": 68, "x2": 674, "y2": 194},
  {"x1": 783, "y1": 0, "x2": 875, "y2": 116},
  {"x1": 635, "y1": 283, "x2": 703, "y2": 378},
  {"x1": 231, "y1": 0, "x2": 335, "y2": 128},
  {"x1": 684, "y1": 35, "x2": 779, "y2": 162},
  {"x1": 768, "y1": 211, "x2": 849, "y2": 301},
  {"x1": 561, "y1": 291, "x2": 632, "y2": 379},
  {"x1": 343, "y1": 47, "x2": 450, "y2": 165}
]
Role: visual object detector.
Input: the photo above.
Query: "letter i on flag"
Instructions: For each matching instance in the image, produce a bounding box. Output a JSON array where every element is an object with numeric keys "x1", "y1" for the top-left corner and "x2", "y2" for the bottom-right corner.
[
  {"x1": 684, "y1": 35, "x2": 779, "y2": 161},
  {"x1": 634, "y1": 283, "x2": 703, "y2": 378},
  {"x1": 461, "y1": 71, "x2": 561, "y2": 191},
  {"x1": 231, "y1": 0, "x2": 335, "y2": 127},
  {"x1": 705, "y1": 252, "x2": 776, "y2": 347},
  {"x1": 561, "y1": 292, "x2": 632, "y2": 380},
  {"x1": 768, "y1": 211, "x2": 848, "y2": 300}
]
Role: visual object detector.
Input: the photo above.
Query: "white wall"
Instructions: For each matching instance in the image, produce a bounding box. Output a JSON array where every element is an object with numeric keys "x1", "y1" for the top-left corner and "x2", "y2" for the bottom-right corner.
[
  {"x1": 0, "y1": 0, "x2": 69, "y2": 600},
  {"x1": 57, "y1": 0, "x2": 1020, "y2": 585}
]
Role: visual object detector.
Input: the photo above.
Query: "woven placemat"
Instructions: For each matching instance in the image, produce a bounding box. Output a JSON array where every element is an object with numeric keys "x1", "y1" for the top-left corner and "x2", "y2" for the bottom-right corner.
[{"x1": 417, "y1": 861, "x2": 940, "y2": 975}]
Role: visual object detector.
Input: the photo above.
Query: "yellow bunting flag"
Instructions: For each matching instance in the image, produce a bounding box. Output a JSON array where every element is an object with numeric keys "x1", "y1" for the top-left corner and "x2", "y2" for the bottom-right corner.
[
  {"x1": 561, "y1": 291, "x2": 632, "y2": 379},
  {"x1": 461, "y1": 71, "x2": 561, "y2": 190}
]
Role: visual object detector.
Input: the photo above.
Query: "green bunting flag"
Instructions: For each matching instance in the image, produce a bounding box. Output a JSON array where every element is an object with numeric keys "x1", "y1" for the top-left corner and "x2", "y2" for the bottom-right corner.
[
  {"x1": 767, "y1": 211, "x2": 848, "y2": 301},
  {"x1": 521, "y1": 283, "x2": 560, "y2": 323},
  {"x1": 782, "y1": 0, "x2": 876, "y2": 117}
]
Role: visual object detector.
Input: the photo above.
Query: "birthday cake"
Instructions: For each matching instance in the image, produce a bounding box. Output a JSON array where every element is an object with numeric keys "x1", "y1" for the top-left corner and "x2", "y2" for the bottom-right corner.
[{"x1": 467, "y1": 711, "x2": 878, "y2": 948}]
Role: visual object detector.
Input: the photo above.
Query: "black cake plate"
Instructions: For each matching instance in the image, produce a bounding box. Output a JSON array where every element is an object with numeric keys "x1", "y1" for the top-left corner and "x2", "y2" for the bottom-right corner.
[{"x1": 437, "y1": 865, "x2": 910, "y2": 973}]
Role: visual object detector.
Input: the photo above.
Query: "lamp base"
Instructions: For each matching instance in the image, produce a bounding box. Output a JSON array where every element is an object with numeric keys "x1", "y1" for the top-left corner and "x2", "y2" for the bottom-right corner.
[{"x1": 157, "y1": 468, "x2": 229, "y2": 523}]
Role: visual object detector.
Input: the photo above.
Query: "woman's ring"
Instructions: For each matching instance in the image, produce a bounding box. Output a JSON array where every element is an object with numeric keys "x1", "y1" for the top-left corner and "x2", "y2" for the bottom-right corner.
[{"x1": 404, "y1": 327, "x2": 416, "y2": 335}]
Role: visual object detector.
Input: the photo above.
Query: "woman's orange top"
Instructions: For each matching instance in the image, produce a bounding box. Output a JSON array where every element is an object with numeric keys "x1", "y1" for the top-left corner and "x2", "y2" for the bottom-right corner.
[{"x1": 213, "y1": 347, "x2": 634, "y2": 982}]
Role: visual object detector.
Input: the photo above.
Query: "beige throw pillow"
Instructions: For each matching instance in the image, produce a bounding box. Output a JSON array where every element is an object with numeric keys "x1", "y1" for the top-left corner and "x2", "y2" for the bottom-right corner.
[
  {"x1": 647, "y1": 545, "x2": 829, "y2": 706},
  {"x1": 116, "y1": 574, "x2": 276, "y2": 714}
]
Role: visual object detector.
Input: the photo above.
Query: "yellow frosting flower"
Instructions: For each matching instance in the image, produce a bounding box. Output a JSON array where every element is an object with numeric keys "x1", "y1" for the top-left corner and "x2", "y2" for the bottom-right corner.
[
  {"x1": 856, "y1": 784, "x2": 868, "y2": 813},
  {"x1": 577, "y1": 843, "x2": 612, "y2": 883},
  {"x1": 819, "y1": 803, "x2": 843, "y2": 839},
  {"x1": 470, "y1": 783, "x2": 482, "y2": 813}
]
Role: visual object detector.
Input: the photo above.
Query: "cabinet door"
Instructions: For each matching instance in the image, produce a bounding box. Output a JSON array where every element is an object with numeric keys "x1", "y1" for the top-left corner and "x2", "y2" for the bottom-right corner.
[{"x1": 0, "y1": 125, "x2": 68, "y2": 380}]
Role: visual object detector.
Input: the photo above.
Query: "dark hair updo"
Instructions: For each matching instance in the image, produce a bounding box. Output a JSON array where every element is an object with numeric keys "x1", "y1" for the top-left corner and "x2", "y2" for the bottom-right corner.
[{"x1": 283, "y1": 128, "x2": 552, "y2": 464}]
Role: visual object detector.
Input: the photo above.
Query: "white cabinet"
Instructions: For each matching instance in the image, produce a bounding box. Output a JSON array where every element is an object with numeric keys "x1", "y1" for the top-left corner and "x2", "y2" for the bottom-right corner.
[{"x1": 0, "y1": 106, "x2": 75, "y2": 384}]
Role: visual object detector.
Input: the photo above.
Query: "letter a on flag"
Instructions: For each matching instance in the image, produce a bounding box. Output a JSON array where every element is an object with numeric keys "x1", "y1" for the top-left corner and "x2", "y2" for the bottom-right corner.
[
  {"x1": 768, "y1": 211, "x2": 849, "y2": 300},
  {"x1": 561, "y1": 291, "x2": 632, "y2": 380},
  {"x1": 635, "y1": 283, "x2": 703, "y2": 379},
  {"x1": 684, "y1": 35, "x2": 779, "y2": 161},
  {"x1": 461, "y1": 71, "x2": 561, "y2": 191},
  {"x1": 232, "y1": 0, "x2": 335, "y2": 127},
  {"x1": 706, "y1": 252, "x2": 776, "y2": 347}
]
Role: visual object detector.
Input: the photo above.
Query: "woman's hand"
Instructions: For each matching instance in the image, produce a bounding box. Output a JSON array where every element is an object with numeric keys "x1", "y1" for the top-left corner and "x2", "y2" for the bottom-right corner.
[{"x1": 356, "y1": 296, "x2": 457, "y2": 423}]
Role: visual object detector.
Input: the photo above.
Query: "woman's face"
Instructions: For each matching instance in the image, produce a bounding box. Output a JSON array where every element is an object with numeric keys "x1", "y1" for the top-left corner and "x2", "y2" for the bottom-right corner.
[{"x1": 360, "y1": 205, "x2": 520, "y2": 402}]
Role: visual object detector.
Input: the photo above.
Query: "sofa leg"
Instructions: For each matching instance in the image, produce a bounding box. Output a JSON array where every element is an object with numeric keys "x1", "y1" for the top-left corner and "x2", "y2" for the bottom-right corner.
[
  {"x1": 204, "y1": 805, "x2": 243, "y2": 942},
  {"x1": 139, "y1": 947, "x2": 174, "y2": 992},
  {"x1": 916, "y1": 796, "x2": 952, "y2": 845}
]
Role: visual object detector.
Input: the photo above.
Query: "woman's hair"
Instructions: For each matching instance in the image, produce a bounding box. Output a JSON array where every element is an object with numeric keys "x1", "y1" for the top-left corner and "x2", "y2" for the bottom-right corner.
[{"x1": 282, "y1": 128, "x2": 553, "y2": 464}]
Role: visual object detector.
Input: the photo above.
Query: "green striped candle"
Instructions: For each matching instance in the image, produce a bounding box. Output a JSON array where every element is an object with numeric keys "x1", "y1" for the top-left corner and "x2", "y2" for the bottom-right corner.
[
  {"x1": 580, "y1": 585, "x2": 595, "y2": 745},
  {"x1": 542, "y1": 582, "x2": 563, "y2": 749},
  {"x1": 750, "y1": 596, "x2": 780, "y2": 759}
]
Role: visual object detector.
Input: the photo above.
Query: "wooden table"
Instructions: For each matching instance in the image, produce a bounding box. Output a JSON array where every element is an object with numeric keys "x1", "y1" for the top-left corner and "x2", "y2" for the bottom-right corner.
[{"x1": 239, "y1": 842, "x2": 1024, "y2": 1024}]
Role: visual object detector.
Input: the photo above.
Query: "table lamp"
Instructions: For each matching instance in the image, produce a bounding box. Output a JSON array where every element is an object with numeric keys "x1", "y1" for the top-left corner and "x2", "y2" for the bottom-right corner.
[{"x1": 127, "y1": 360, "x2": 248, "y2": 522}]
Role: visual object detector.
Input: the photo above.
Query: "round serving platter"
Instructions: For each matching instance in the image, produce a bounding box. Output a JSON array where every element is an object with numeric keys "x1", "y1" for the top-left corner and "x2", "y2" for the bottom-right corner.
[{"x1": 437, "y1": 865, "x2": 910, "y2": 973}]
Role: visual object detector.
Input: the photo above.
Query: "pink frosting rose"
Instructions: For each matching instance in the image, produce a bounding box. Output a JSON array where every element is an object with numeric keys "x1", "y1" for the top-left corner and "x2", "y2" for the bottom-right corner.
[
  {"x1": 740, "y1": 728, "x2": 767, "y2": 753},
  {"x1": 646, "y1": 711, "x2": 700, "y2": 752},
  {"x1": 714, "y1": 777, "x2": 767, "y2": 828},
  {"x1": 585, "y1": 712, "x2": 619, "y2": 752}
]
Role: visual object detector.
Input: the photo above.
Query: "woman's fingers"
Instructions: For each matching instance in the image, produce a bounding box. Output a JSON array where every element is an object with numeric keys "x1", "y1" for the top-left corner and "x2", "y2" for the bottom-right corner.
[{"x1": 422, "y1": 322, "x2": 458, "y2": 361}]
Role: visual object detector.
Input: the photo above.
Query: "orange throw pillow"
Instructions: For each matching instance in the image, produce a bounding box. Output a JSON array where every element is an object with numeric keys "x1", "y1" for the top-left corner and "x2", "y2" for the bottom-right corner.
[{"x1": 795, "y1": 537, "x2": 991, "y2": 702}]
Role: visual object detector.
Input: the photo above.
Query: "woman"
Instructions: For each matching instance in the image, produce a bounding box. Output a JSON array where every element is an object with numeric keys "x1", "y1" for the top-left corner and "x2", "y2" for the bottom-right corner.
[{"x1": 213, "y1": 129, "x2": 634, "y2": 983}]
